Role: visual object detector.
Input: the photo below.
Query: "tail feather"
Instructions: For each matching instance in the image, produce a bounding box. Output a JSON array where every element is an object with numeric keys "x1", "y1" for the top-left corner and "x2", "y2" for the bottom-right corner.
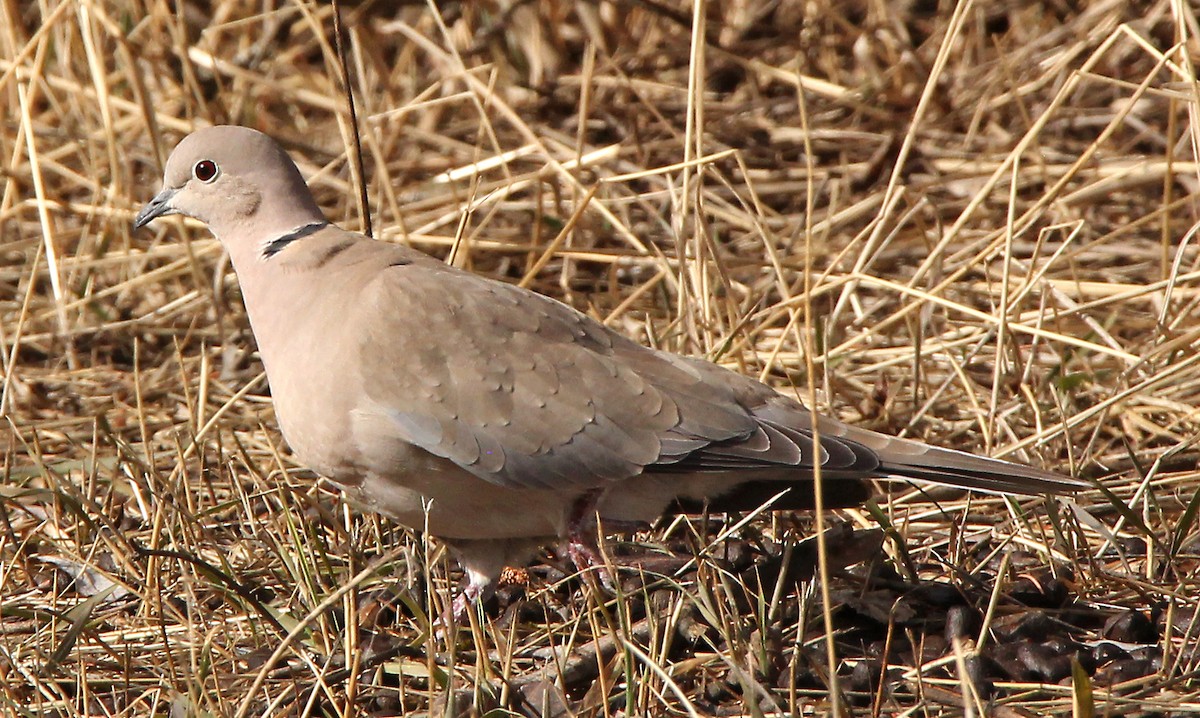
[
  {"x1": 877, "y1": 462, "x2": 1086, "y2": 495},
  {"x1": 816, "y1": 413, "x2": 1086, "y2": 495},
  {"x1": 649, "y1": 395, "x2": 1087, "y2": 498}
]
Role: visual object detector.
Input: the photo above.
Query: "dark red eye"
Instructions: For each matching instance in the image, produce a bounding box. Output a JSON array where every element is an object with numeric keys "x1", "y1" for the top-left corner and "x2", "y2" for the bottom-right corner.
[{"x1": 193, "y1": 159, "x2": 218, "y2": 182}]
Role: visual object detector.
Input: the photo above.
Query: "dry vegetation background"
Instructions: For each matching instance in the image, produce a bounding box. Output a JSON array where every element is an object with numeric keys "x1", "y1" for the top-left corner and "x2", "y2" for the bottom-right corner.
[{"x1": 2, "y1": 0, "x2": 1200, "y2": 715}]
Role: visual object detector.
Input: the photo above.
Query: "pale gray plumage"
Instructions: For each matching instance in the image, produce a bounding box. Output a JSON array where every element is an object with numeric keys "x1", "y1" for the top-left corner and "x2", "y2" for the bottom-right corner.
[{"x1": 135, "y1": 125, "x2": 1086, "y2": 611}]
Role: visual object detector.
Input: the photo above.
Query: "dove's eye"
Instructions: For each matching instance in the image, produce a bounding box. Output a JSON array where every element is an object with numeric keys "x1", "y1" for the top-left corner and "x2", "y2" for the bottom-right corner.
[{"x1": 193, "y1": 160, "x2": 219, "y2": 183}]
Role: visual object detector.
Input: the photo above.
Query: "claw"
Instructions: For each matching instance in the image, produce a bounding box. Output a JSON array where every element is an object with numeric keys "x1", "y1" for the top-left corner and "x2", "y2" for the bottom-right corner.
[
  {"x1": 568, "y1": 539, "x2": 617, "y2": 590},
  {"x1": 448, "y1": 581, "x2": 482, "y2": 625}
]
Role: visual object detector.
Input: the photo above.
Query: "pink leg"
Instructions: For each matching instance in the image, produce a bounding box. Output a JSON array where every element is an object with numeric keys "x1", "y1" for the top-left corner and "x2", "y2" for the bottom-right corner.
[
  {"x1": 441, "y1": 542, "x2": 505, "y2": 629},
  {"x1": 565, "y1": 490, "x2": 619, "y2": 591},
  {"x1": 449, "y1": 574, "x2": 492, "y2": 624}
]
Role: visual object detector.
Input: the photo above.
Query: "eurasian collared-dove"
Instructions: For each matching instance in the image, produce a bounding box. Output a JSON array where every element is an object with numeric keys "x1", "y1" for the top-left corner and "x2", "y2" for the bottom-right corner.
[{"x1": 134, "y1": 125, "x2": 1085, "y2": 616}]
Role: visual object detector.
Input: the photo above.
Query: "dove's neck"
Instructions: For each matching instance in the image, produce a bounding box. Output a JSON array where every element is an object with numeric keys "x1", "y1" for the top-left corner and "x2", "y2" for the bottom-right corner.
[
  {"x1": 215, "y1": 214, "x2": 336, "y2": 354},
  {"x1": 215, "y1": 201, "x2": 329, "y2": 273}
]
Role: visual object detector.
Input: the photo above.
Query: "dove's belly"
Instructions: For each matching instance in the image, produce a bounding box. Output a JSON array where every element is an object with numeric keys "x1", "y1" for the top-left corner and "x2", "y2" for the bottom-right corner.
[
  {"x1": 335, "y1": 451, "x2": 749, "y2": 541},
  {"x1": 332, "y1": 456, "x2": 572, "y2": 540}
]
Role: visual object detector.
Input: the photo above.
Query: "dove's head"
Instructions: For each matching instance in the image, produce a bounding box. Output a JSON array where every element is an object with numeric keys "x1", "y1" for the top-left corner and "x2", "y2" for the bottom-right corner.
[{"x1": 134, "y1": 125, "x2": 325, "y2": 244}]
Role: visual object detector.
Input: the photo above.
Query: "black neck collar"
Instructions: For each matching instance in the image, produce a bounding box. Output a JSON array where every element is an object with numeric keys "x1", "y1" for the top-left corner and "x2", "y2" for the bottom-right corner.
[{"x1": 262, "y1": 221, "x2": 328, "y2": 258}]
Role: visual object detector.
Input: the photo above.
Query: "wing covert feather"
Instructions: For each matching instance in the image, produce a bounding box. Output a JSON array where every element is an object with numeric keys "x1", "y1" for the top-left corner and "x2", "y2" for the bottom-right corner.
[{"x1": 356, "y1": 263, "x2": 751, "y2": 489}]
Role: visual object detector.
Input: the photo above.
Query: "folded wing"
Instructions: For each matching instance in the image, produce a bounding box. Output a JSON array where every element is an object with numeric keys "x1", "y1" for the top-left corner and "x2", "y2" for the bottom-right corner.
[{"x1": 355, "y1": 260, "x2": 1082, "y2": 497}]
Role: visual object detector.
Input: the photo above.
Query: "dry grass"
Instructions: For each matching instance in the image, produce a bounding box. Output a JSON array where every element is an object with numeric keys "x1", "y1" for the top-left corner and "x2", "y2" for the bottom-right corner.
[{"x1": 2, "y1": 0, "x2": 1199, "y2": 715}]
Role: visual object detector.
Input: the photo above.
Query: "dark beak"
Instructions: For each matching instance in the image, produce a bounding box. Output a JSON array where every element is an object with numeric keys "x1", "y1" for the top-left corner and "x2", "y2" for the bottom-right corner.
[{"x1": 133, "y1": 187, "x2": 179, "y2": 231}]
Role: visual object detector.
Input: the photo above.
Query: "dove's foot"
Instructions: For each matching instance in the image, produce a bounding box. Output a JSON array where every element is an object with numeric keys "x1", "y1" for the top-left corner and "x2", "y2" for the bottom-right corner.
[{"x1": 564, "y1": 489, "x2": 644, "y2": 591}]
